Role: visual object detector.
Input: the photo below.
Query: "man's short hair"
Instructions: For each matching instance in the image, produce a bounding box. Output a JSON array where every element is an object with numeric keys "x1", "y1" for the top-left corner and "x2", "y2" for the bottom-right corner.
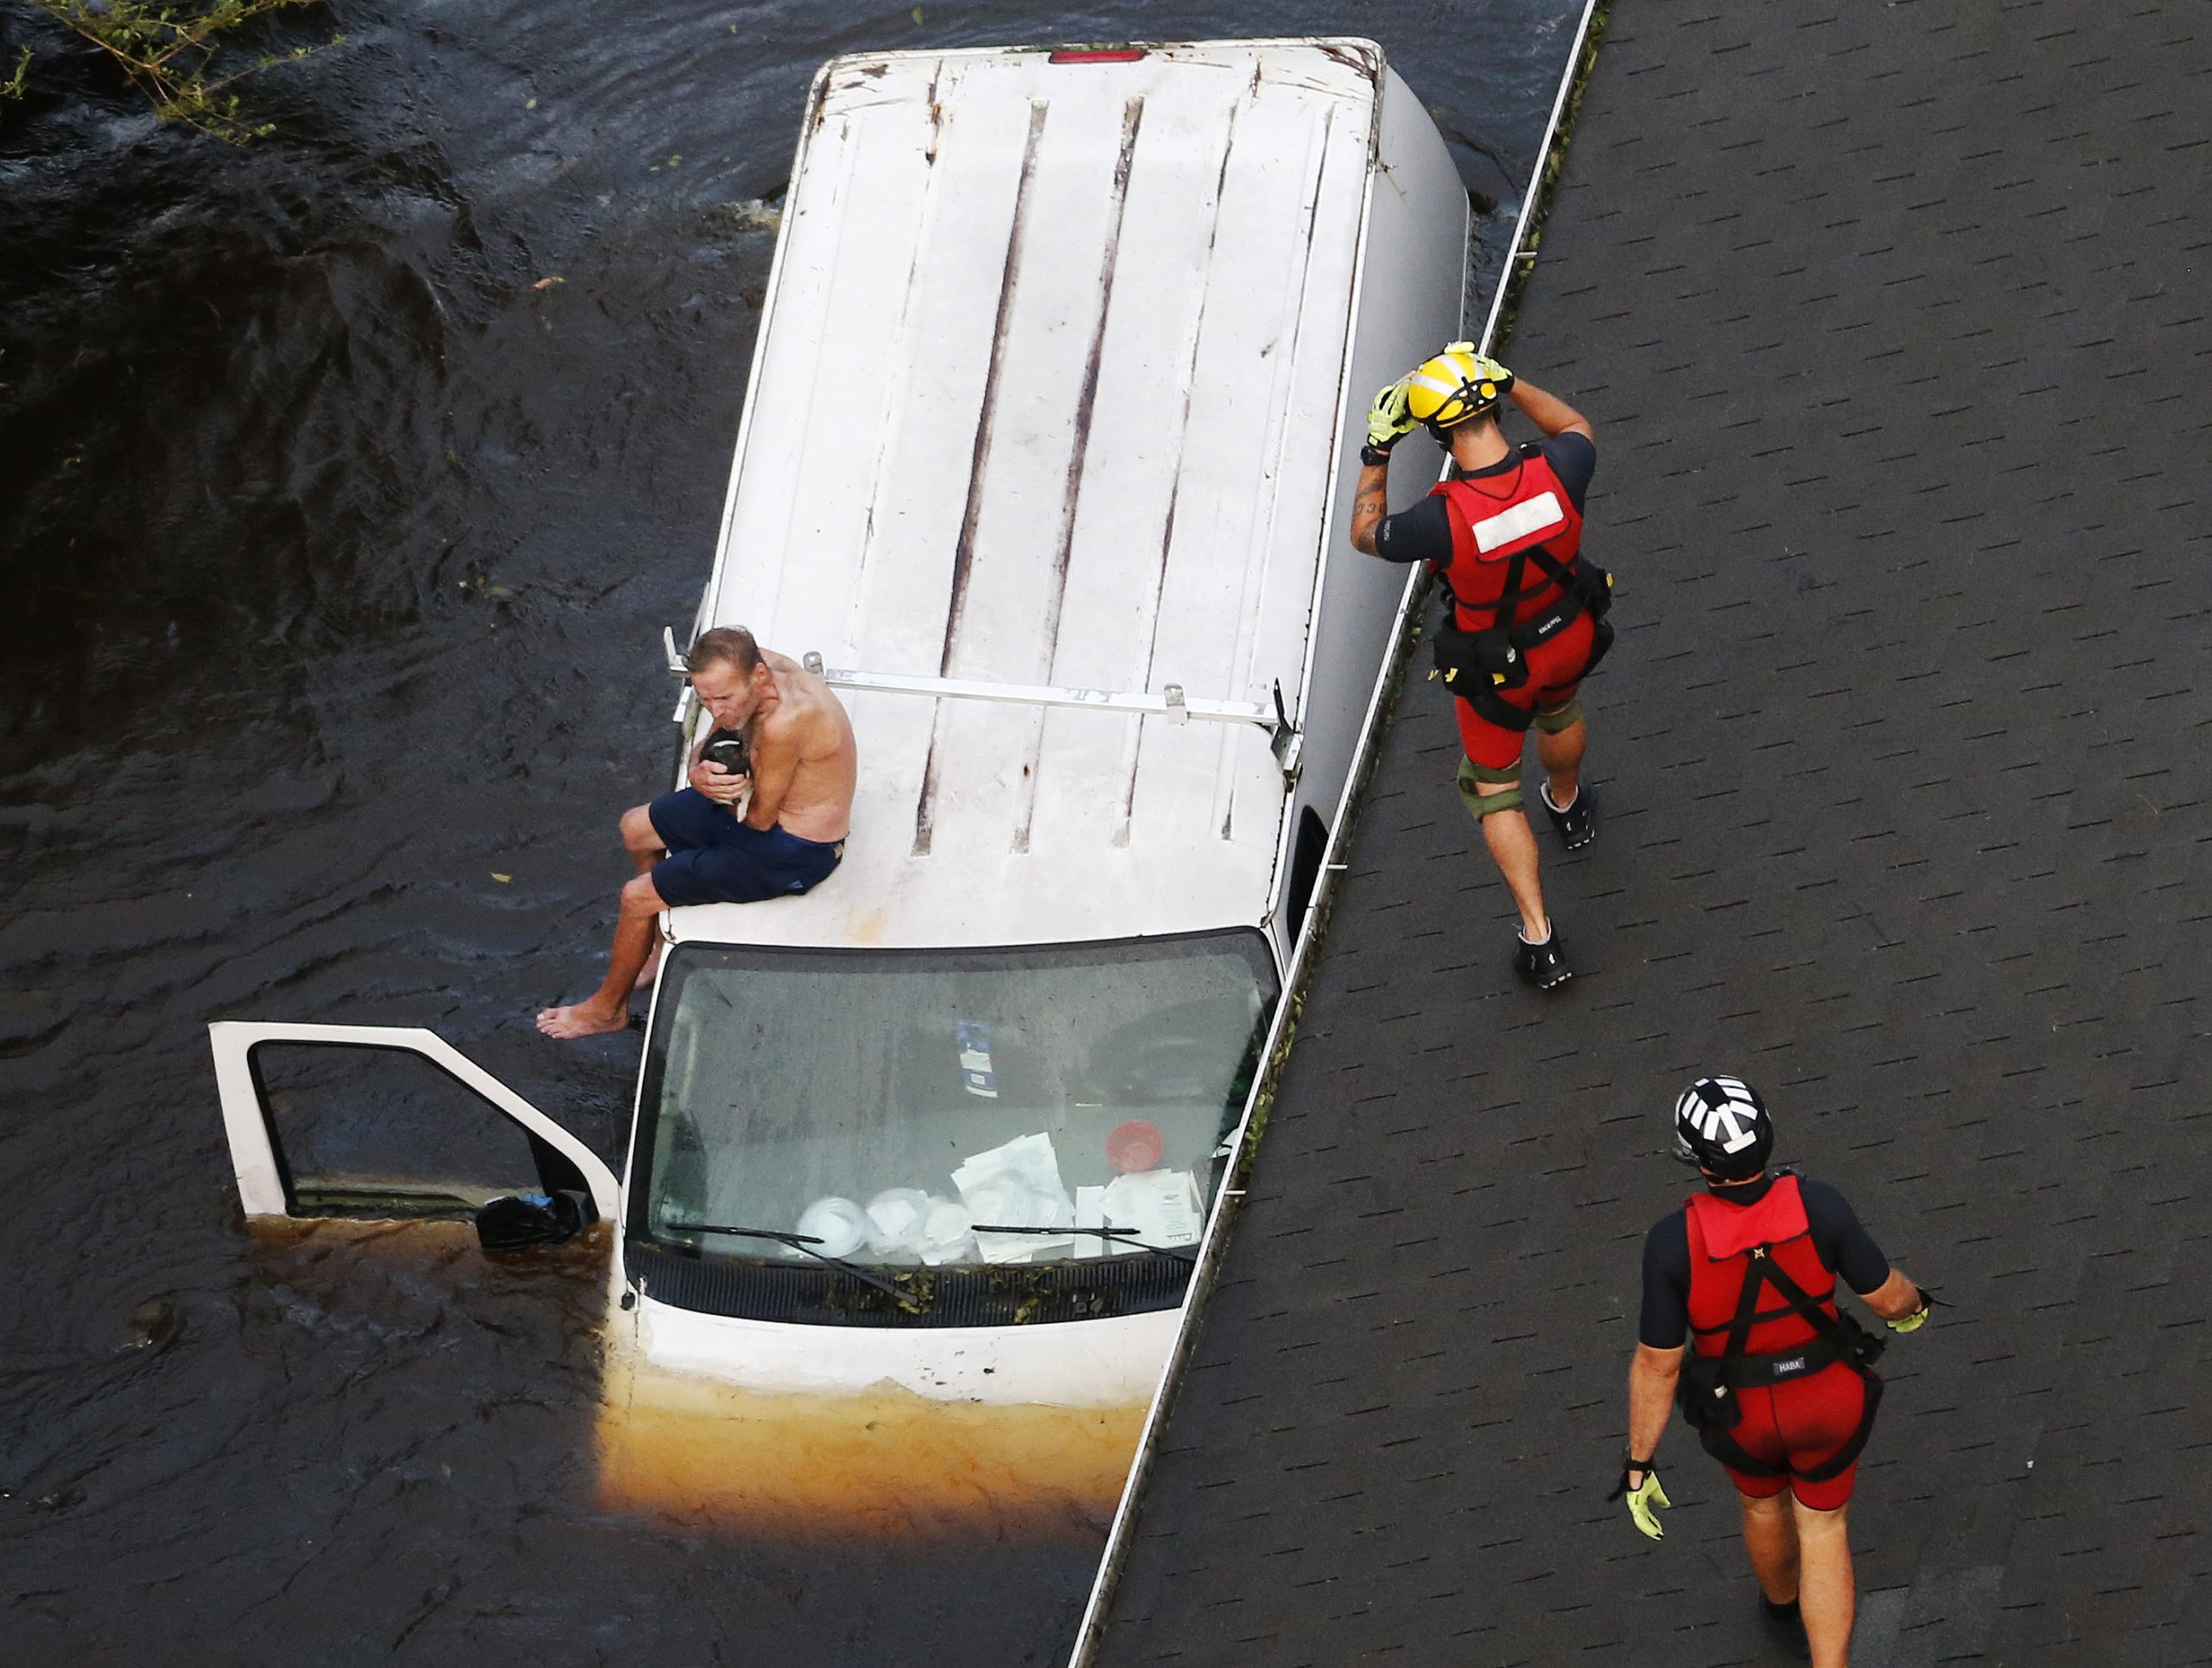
[{"x1": 686, "y1": 626, "x2": 761, "y2": 678}]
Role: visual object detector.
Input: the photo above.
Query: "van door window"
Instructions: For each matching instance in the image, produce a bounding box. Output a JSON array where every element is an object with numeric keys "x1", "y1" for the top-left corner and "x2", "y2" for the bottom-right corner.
[{"x1": 250, "y1": 1042, "x2": 593, "y2": 1219}]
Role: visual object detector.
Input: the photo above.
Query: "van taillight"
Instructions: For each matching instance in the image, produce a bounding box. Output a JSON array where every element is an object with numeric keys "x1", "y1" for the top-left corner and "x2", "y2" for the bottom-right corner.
[{"x1": 1048, "y1": 48, "x2": 1147, "y2": 64}]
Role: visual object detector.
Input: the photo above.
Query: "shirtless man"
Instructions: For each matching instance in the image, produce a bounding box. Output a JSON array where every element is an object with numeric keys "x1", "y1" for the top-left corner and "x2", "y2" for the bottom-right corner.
[{"x1": 537, "y1": 626, "x2": 855, "y2": 1039}]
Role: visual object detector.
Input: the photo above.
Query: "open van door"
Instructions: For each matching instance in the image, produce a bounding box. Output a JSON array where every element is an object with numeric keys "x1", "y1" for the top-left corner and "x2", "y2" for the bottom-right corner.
[{"x1": 208, "y1": 1022, "x2": 620, "y2": 1222}]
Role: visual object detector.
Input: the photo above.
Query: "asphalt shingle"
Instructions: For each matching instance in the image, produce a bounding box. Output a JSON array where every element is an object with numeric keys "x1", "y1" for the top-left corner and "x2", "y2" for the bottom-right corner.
[{"x1": 1090, "y1": 2, "x2": 2212, "y2": 1663}]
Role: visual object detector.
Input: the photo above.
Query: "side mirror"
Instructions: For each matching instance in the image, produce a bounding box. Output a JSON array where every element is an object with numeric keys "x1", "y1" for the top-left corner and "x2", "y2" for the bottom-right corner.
[{"x1": 475, "y1": 1189, "x2": 597, "y2": 1252}]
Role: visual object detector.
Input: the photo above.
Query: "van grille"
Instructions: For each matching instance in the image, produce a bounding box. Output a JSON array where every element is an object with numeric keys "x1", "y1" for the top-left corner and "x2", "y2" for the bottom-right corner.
[{"x1": 626, "y1": 1238, "x2": 1192, "y2": 1327}]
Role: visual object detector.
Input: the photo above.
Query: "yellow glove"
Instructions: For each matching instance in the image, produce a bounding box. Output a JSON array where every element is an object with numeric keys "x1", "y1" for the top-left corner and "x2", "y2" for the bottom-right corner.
[
  {"x1": 1441, "y1": 341, "x2": 1512, "y2": 380},
  {"x1": 1365, "y1": 379, "x2": 1417, "y2": 451},
  {"x1": 1608, "y1": 1461, "x2": 1672, "y2": 1540},
  {"x1": 1886, "y1": 1286, "x2": 1936, "y2": 1333}
]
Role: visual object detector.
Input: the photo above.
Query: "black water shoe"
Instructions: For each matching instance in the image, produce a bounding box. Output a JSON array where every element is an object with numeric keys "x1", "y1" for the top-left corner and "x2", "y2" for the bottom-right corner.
[
  {"x1": 1541, "y1": 781, "x2": 1598, "y2": 850},
  {"x1": 1758, "y1": 1595, "x2": 1810, "y2": 1660},
  {"x1": 1513, "y1": 927, "x2": 1573, "y2": 990}
]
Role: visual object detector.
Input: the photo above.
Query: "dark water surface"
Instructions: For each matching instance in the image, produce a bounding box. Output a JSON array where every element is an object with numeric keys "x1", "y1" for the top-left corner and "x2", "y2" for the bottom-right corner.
[{"x1": 0, "y1": 3, "x2": 1583, "y2": 1661}]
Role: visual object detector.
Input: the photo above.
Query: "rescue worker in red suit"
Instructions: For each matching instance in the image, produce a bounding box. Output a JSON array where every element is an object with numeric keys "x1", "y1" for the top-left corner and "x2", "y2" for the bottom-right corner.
[
  {"x1": 1350, "y1": 347, "x2": 1606, "y2": 989},
  {"x1": 1616, "y1": 1077, "x2": 1935, "y2": 1665}
]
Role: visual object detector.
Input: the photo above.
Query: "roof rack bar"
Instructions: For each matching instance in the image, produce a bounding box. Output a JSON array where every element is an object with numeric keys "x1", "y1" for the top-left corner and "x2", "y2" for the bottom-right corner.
[
  {"x1": 664, "y1": 635, "x2": 1302, "y2": 782},
  {"x1": 799, "y1": 653, "x2": 1275, "y2": 732}
]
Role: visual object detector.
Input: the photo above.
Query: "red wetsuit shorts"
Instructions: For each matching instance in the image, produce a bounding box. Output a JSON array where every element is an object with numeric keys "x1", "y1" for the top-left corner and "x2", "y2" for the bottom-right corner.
[
  {"x1": 1711, "y1": 1361, "x2": 1870, "y2": 1510},
  {"x1": 1452, "y1": 610, "x2": 1598, "y2": 770}
]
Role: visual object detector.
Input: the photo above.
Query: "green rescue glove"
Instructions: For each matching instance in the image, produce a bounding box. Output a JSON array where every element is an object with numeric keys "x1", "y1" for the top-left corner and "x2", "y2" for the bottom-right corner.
[
  {"x1": 1365, "y1": 379, "x2": 1416, "y2": 453},
  {"x1": 1441, "y1": 341, "x2": 1512, "y2": 378},
  {"x1": 1607, "y1": 1460, "x2": 1671, "y2": 1540}
]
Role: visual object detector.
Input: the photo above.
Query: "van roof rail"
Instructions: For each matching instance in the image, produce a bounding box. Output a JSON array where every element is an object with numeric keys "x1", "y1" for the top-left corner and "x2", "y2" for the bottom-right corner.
[
  {"x1": 800, "y1": 653, "x2": 1306, "y2": 786},
  {"x1": 655, "y1": 628, "x2": 1300, "y2": 781}
]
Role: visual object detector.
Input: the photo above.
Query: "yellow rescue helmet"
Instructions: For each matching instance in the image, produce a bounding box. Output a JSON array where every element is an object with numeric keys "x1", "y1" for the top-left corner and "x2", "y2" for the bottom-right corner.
[{"x1": 1404, "y1": 347, "x2": 1515, "y2": 434}]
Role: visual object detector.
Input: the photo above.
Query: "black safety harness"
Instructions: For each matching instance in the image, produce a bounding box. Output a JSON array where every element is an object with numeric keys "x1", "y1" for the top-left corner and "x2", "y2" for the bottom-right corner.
[
  {"x1": 1429, "y1": 453, "x2": 1617, "y2": 732},
  {"x1": 1676, "y1": 1241, "x2": 1885, "y2": 1484}
]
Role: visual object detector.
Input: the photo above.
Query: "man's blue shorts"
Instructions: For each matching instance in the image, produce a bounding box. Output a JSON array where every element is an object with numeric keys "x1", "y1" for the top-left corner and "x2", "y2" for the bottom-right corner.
[{"x1": 647, "y1": 789, "x2": 843, "y2": 907}]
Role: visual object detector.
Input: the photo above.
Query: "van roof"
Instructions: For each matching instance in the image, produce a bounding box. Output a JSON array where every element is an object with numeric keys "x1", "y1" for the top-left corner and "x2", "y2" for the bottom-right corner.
[{"x1": 676, "y1": 39, "x2": 1386, "y2": 951}]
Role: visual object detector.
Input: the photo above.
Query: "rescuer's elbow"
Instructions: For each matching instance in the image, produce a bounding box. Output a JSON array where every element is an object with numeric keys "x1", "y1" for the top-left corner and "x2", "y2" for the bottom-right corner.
[{"x1": 1631, "y1": 1342, "x2": 1684, "y2": 1385}]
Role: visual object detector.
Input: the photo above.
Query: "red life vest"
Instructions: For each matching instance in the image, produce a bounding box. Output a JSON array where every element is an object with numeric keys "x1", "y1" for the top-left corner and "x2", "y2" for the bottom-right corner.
[
  {"x1": 1429, "y1": 446, "x2": 1586, "y2": 632},
  {"x1": 1683, "y1": 1176, "x2": 1842, "y2": 1360}
]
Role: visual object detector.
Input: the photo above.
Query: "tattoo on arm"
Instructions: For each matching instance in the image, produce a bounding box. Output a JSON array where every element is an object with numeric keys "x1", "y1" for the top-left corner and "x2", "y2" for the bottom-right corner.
[{"x1": 1350, "y1": 463, "x2": 1391, "y2": 555}]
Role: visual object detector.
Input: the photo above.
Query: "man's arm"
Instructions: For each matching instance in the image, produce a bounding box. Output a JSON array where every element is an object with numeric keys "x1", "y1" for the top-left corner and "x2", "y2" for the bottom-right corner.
[
  {"x1": 1803, "y1": 1180, "x2": 1915, "y2": 1308},
  {"x1": 686, "y1": 729, "x2": 746, "y2": 803},
  {"x1": 1859, "y1": 1268, "x2": 1927, "y2": 1322},
  {"x1": 685, "y1": 723, "x2": 750, "y2": 804},
  {"x1": 1510, "y1": 378, "x2": 1593, "y2": 443},
  {"x1": 1625, "y1": 1343, "x2": 1682, "y2": 1485},
  {"x1": 1349, "y1": 460, "x2": 1391, "y2": 555},
  {"x1": 741, "y1": 711, "x2": 803, "y2": 830}
]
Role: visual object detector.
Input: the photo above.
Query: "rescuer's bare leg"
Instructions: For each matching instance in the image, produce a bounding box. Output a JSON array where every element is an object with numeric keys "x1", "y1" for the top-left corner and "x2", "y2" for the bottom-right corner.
[
  {"x1": 1738, "y1": 1490, "x2": 1801, "y2": 1604},
  {"x1": 539, "y1": 873, "x2": 664, "y2": 1039},
  {"x1": 1471, "y1": 780, "x2": 1550, "y2": 942},
  {"x1": 619, "y1": 802, "x2": 668, "y2": 990},
  {"x1": 1536, "y1": 716, "x2": 1586, "y2": 812},
  {"x1": 1792, "y1": 1499, "x2": 1855, "y2": 1668}
]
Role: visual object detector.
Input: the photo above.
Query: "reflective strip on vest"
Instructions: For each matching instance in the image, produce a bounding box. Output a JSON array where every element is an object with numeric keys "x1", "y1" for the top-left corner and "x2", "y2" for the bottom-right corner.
[{"x1": 1472, "y1": 489, "x2": 1566, "y2": 554}]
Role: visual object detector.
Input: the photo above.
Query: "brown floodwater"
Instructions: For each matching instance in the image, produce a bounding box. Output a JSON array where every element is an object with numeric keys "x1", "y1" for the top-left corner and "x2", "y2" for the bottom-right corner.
[{"x1": 598, "y1": 1359, "x2": 1144, "y2": 1539}]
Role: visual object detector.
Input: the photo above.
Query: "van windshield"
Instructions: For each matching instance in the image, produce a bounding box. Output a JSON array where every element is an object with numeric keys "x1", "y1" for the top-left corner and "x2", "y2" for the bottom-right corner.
[{"x1": 632, "y1": 933, "x2": 1277, "y2": 1271}]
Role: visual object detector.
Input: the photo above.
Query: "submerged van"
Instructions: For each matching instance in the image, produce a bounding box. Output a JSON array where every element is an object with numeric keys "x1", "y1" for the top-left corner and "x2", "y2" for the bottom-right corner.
[{"x1": 213, "y1": 39, "x2": 1467, "y2": 1434}]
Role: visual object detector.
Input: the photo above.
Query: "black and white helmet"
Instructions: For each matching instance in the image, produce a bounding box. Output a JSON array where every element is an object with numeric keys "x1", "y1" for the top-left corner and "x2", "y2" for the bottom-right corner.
[{"x1": 1671, "y1": 1075, "x2": 1773, "y2": 1180}]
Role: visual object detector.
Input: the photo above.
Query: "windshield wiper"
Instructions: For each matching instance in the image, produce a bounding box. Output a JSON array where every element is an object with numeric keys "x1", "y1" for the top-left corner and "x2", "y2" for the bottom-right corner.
[
  {"x1": 659, "y1": 1222, "x2": 922, "y2": 1307},
  {"x1": 970, "y1": 1223, "x2": 1199, "y2": 1264}
]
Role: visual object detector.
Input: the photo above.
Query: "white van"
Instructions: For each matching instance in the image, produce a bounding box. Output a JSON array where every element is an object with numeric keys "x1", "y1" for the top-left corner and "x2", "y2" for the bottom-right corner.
[{"x1": 212, "y1": 37, "x2": 1465, "y2": 1445}]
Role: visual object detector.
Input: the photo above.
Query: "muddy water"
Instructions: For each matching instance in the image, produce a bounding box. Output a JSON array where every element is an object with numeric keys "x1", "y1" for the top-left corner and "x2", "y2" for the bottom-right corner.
[{"x1": 0, "y1": 1, "x2": 1586, "y2": 1660}]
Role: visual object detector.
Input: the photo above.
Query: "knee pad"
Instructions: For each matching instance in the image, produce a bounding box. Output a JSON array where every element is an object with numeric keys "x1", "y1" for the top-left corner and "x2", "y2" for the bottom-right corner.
[
  {"x1": 1534, "y1": 697, "x2": 1584, "y2": 735},
  {"x1": 1456, "y1": 756, "x2": 1526, "y2": 820},
  {"x1": 1465, "y1": 787, "x2": 1525, "y2": 819}
]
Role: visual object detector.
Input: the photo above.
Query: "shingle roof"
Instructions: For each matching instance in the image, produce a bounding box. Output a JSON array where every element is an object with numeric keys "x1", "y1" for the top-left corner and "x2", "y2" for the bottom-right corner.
[{"x1": 1088, "y1": 2, "x2": 2212, "y2": 1660}]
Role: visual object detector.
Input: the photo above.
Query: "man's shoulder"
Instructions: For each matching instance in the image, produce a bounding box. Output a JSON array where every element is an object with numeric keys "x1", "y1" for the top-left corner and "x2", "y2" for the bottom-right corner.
[
  {"x1": 771, "y1": 673, "x2": 854, "y2": 748},
  {"x1": 760, "y1": 681, "x2": 831, "y2": 732},
  {"x1": 1373, "y1": 493, "x2": 1452, "y2": 564},
  {"x1": 1533, "y1": 431, "x2": 1596, "y2": 510},
  {"x1": 1792, "y1": 1175, "x2": 1855, "y2": 1217},
  {"x1": 1534, "y1": 432, "x2": 1595, "y2": 473},
  {"x1": 1642, "y1": 1207, "x2": 1691, "y2": 1283}
]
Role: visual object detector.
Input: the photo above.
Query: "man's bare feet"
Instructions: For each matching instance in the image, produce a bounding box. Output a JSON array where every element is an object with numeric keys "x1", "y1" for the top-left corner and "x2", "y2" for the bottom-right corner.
[
  {"x1": 632, "y1": 940, "x2": 664, "y2": 993},
  {"x1": 537, "y1": 1002, "x2": 631, "y2": 1040}
]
